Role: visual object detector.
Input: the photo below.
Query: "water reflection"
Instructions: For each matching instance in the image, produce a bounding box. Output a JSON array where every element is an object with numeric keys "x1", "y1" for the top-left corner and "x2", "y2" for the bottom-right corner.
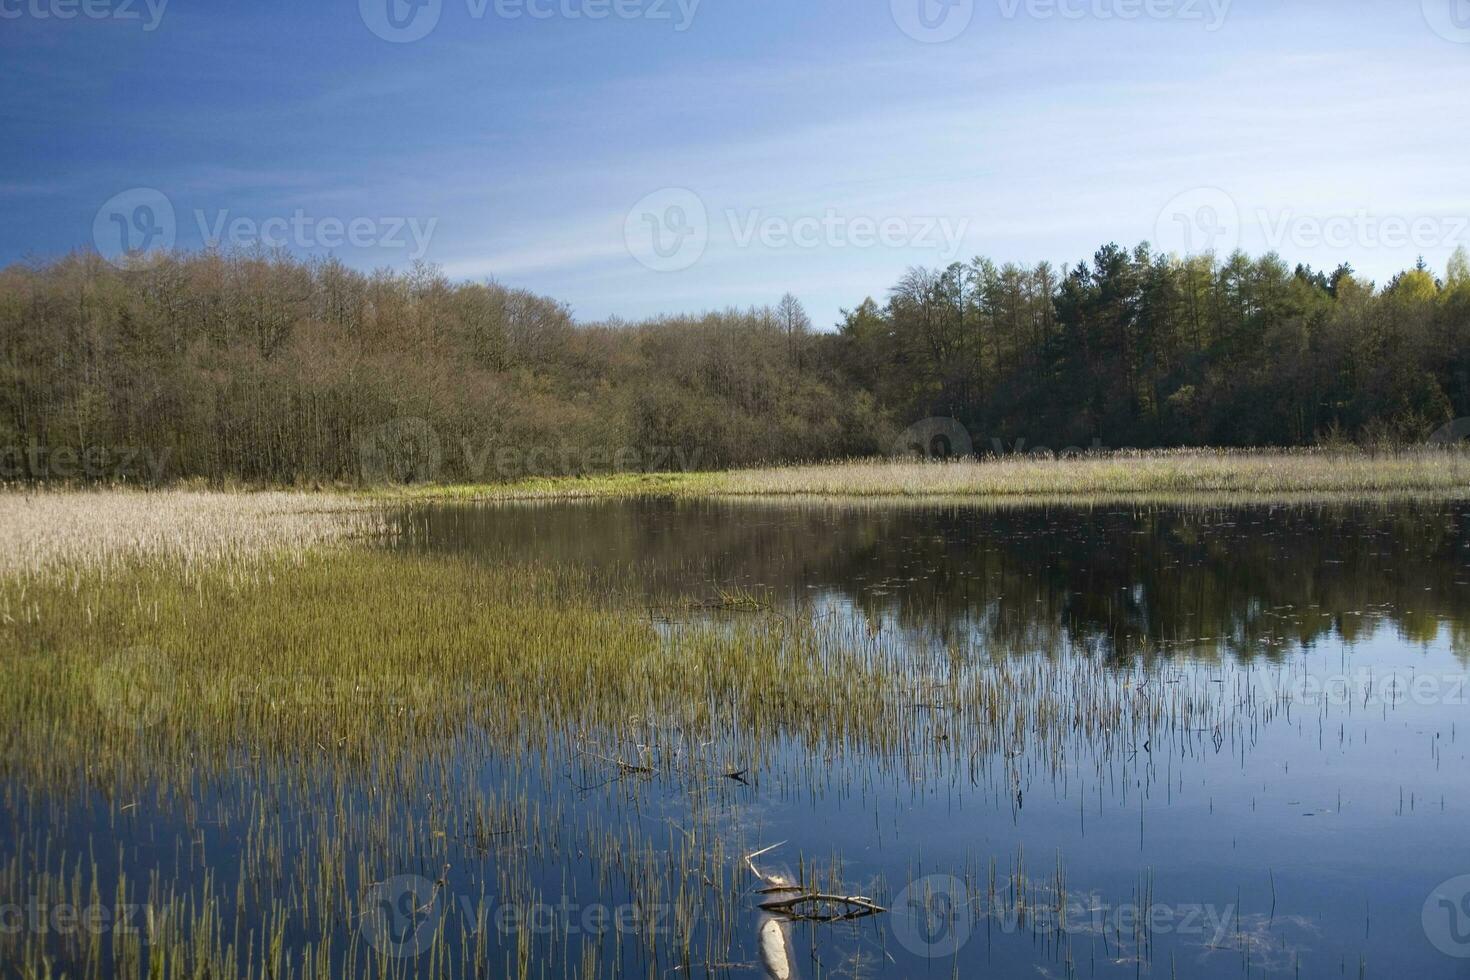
[{"x1": 391, "y1": 499, "x2": 1470, "y2": 664}]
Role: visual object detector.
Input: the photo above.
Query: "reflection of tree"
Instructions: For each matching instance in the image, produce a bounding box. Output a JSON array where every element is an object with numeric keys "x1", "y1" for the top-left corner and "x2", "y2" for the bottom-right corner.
[{"x1": 394, "y1": 500, "x2": 1470, "y2": 665}]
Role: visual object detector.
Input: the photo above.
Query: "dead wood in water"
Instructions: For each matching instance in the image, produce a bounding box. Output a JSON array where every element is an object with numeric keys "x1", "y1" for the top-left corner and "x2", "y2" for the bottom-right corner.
[
  {"x1": 744, "y1": 844, "x2": 887, "y2": 922},
  {"x1": 757, "y1": 892, "x2": 886, "y2": 921}
]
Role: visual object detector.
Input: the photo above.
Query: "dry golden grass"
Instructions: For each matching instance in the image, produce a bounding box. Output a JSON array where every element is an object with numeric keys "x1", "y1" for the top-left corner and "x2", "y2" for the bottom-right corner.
[
  {"x1": 712, "y1": 448, "x2": 1470, "y2": 498},
  {"x1": 379, "y1": 448, "x2": 1470, "y2": 502},
  {"x1": 0, "y1": 489, "x2": 384, "y2": 577}
]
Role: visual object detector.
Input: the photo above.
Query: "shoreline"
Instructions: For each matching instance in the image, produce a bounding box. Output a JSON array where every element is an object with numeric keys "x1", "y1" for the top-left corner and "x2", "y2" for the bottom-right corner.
[{"x1": 367, "y1": 448, "x2": 1470, "y2": 503}]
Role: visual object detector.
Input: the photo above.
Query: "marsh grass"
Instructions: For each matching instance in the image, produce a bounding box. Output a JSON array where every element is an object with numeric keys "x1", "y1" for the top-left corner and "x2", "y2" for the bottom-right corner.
[
  {"x1": 0, "y1": 489, "x2": 383, "y2": 578},
  {"x1": 5, "y1": 485, "x2": 1379, "y2": 978},
  {"x1": 1, "y1": 548, "x2": 1254, "y2": 790},
  {"x1": 388, "y1": 448, "x2": 1470, "y2": 503},
  {"x1": 0, "y1": 536, "x2": 1289, "y2": 978}
]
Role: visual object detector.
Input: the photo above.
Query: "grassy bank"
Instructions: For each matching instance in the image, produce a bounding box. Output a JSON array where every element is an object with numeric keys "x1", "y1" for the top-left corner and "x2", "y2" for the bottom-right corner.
[{"x1": 377, "y1": 447, "x2": 1470, "y2": 503}]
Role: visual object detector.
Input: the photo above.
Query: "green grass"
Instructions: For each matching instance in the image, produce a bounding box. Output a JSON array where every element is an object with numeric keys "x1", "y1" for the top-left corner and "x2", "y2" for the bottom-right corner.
[
  {"x1": 364, "y1": 448, "x2": 1470, "y2": 503},
  {"x1": 0, "y1": 542, "x2": 1271, "y2": 977},
  {"x1": 364, "y1": 469, "x2": 723, "y2": 502},
  {"x1": 1, "y1": 546, "x2": 1230, "y2": 789}
]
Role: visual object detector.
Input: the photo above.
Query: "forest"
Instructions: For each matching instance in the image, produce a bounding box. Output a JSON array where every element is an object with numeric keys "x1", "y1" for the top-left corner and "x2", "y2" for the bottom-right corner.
[{"x1": 2, "y1": 243, "x2": 1467, "y2": 483}]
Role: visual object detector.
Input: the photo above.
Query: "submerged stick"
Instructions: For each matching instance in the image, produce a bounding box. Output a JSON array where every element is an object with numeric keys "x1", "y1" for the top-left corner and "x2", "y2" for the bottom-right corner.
[{"x1": 758, "y1": 892, "x2": 887, "y2": 919}]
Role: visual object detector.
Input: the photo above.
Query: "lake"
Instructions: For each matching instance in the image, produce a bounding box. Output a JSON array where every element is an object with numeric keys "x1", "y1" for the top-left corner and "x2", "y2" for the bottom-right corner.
[{"x1": 3, "y1": 498, "x2": 1469, "y2": 978}]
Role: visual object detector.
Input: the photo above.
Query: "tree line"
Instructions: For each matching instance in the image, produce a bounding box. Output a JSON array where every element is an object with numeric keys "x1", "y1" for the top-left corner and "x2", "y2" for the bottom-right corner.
[{"x1": 1, "y1": 244, "x2": 1466, "y2": 484}]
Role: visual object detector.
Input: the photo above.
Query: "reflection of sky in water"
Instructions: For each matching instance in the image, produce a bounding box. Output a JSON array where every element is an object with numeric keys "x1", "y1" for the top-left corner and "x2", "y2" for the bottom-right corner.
[
  {"x1": 391, "y1": 498, "x2": 1470, "y2": 667},
  {"x1": 384, "y1": 500, "x2": 1470, "y2": 976},
  {"x1": 718, "y1": 620, "x2": 1467, "y2": 977},
  {"x1": 7, "y1": 501, "x2": 1465, "y2": 978}
]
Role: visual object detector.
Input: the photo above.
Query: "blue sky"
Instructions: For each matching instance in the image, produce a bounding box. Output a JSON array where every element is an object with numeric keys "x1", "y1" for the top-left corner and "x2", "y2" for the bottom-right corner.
[{"x1": 3, "y1": 0, "x2": 1469, "y2": 327}]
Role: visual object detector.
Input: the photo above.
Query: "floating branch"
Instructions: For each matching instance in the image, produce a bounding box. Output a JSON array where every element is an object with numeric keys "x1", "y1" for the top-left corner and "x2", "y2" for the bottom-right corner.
[
  {"x1": 744, "y1": 844, "x2": 887, "y2": 922},
  {"x1": 757, "y1": 892, "x2": 887, "y2": 921}
]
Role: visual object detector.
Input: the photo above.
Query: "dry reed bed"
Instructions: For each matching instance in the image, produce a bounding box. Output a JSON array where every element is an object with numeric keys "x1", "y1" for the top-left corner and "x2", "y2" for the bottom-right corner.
[
  {"x1": 0, "y1": 489, "x2": 385, "y2": 578},
  {"x1": 398, "y1": 448, "x2": 1470, "y2": 503},
  {"x1": 713, "y1": 448, "x2": 1470, "y2": 498}
]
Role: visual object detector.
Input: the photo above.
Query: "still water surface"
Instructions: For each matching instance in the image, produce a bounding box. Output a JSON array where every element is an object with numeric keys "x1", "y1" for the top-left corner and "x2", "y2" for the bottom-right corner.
[
  {"x1": 385, "y1": 499, "x2": 1470, "y2": 979},
  {"x1": 7, "y1": 499, "x2": 1469, "y2": 979}
]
